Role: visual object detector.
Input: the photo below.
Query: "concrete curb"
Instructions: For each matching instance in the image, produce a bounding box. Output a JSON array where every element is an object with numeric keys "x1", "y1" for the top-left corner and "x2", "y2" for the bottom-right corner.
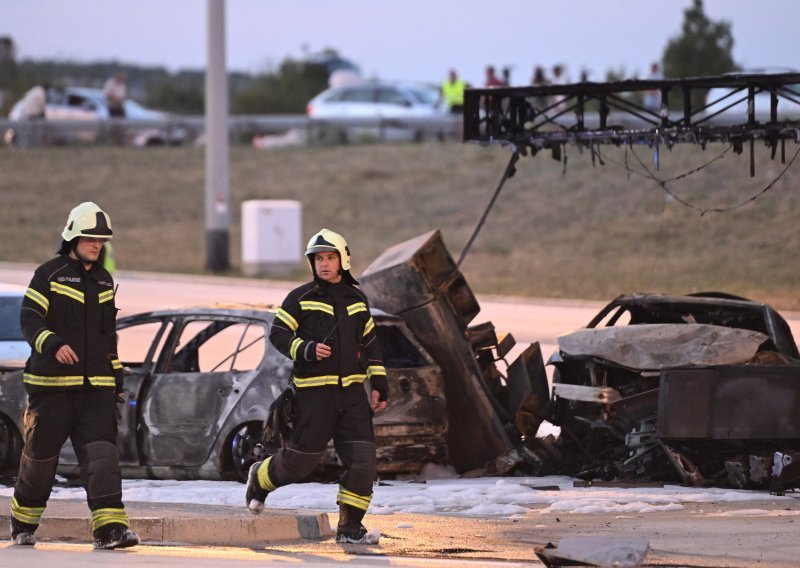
[{"x1": 0, "y1": 498, "x2": 333, "y2": 546}]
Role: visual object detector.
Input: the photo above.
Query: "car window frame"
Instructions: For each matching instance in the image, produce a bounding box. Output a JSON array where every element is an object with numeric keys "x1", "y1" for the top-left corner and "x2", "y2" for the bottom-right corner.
[
  {"x1": 160, "y1": 314, "x2": 269, "y2": 374},
  {"x1": 116, "y1": 317, "x2": 175, "y2": 375}
]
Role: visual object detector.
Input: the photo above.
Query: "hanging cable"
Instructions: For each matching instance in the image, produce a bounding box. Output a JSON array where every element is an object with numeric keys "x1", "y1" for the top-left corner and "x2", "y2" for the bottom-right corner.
[
  {"x1": 457, "y1": 149, "x2": 520, "y2": 268},
  {"x1": 596, "y1": 143, "x2": 731, "y2": 184},
  {"x1": 628, "y1": 144, "x2": 800, "y2": 215}
]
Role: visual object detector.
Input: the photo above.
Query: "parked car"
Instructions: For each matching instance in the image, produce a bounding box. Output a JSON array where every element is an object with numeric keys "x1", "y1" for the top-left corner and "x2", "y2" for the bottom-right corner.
[
  {"x1": 306, "y1": 80, "x2": 449, "y2": 142},
  {"x1": 7, "y1": 87, "x2": 187, "y2": 146},
  {"x1": 0, "y1": 304, "x2": 448, "y2": 481},
  {"x1": 703, "y1": 69, "x2": 800, "y2": 125},
  {"x1": 542, "y1": 292, "x2": 800, "y2": 487},
  {"x1": 0, "y1": 285, "x2": 27, "y2": 365}
]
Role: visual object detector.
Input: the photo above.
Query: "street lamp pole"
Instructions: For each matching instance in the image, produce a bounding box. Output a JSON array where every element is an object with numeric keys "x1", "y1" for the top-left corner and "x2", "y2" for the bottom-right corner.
[{"x1": 205, "y1": 0, "x2": 230, "y2": 272}]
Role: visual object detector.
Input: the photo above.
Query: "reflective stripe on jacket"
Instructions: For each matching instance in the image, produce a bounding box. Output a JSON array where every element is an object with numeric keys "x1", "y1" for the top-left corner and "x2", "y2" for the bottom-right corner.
[
  {"x1": 269, "y1": 280, "x2": 387, "y2": 398},
  {"x1": 20, "y1": 255, "x2": 122, "y2": 393}
]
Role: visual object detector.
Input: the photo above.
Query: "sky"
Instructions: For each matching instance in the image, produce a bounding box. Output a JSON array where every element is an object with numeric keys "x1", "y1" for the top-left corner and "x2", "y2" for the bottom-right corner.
[{"x1": 3, "y1": 0, "x2": 799, "y2": 88}]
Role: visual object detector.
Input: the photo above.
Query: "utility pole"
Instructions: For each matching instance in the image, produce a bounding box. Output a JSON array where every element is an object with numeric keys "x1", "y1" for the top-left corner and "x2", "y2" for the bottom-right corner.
[{"x1": 205, "y1": 0, "x2": 230, "y2": 272}]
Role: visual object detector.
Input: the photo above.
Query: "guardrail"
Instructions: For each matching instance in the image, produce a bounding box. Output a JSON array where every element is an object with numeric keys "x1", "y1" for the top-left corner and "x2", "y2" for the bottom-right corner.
[{"x1": 0, "y1": 114, "x2": 463, "y2": 147}]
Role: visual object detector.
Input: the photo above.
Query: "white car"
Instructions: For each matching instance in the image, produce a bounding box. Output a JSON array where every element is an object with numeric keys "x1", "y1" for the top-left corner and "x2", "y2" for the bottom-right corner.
[
  {"x1": 704, "y1": 69, "x2": 800, "y2": 125},
  {"x1": 306, "y1": 81, "x2": 448, "y2": 142},
  {"x1": 0, "y1": 285, "x2": 28, "y2": 366}
]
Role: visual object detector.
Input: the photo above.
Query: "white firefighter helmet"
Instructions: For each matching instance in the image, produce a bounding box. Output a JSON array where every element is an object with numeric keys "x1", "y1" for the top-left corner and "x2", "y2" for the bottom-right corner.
[
  {"x1": 62, "y1": 202, "x2": 113, "y2": 241},
  {"x1": 305, "y1": 228, "x2": 351, "y2": 271}
]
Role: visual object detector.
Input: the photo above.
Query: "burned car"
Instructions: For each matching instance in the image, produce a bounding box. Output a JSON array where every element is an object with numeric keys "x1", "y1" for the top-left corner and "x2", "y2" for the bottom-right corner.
[
  {"x1": 0, "y1": 231, "x2": 546, "y2": 483},
  {"x1": 0, "y1": 304, "x2": 448, "y2": 481},
  {"x1": 544, "y1": 292, "x2": 800, "y2": 489}
]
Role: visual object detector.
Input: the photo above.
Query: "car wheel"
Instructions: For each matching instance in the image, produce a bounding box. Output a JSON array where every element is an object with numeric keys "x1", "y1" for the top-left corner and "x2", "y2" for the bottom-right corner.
[
  {"x1": 0, "y1": 414, "x2": 22, "y2": 474},
  {"x1": 230, "y1": 422, "x2": 263, "y2": 482}
]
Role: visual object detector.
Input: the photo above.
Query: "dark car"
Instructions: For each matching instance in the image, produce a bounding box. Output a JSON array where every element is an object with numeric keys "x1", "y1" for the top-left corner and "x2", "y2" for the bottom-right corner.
[
  {"x1": 542, "y1": 292, "x2": 800, "y2": 487},
  {"x1": 0, "y1": 304, "x2": 447, "y2": 481}
]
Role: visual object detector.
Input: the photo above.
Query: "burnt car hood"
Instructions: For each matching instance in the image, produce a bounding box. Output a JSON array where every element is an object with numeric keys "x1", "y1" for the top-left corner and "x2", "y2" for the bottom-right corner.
[{"x1": 557, "y1": 323, "x2": 769, "y2": 369}]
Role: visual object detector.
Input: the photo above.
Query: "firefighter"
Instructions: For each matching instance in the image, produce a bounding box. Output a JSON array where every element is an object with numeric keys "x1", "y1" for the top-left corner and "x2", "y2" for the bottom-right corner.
[
  {"x1": 246, "y1": 228, "x2": 389, "y2": 544},
  {"x1": 10, "y1": 202, "x2": 139, "y2": 550}
]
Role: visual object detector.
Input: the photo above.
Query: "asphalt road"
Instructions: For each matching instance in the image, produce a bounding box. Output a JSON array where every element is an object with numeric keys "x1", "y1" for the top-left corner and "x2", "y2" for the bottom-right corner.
[{"x1": 0, "y1": 541, "x2": 533, "y2": 567}]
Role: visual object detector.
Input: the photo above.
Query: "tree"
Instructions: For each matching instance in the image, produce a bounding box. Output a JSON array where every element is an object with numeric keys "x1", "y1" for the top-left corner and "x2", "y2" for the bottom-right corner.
[
  {"x1": 232, "y1": 59, "x2": 329, "y2": 115},
  {"x1": 662, "y1": 0, "x2": 738, "y2": 108}
]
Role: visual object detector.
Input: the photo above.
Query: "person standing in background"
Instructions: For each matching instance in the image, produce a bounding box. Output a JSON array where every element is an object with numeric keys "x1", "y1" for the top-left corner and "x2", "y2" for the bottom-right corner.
[
  {"x1": 484, "y1": 65, "x2": 504, "y2": 88},
  {"x1": 643, "y1": 61, "x2": 663, "y2": 112},
  {"x1": 440, "y1": 69, "x2": 467, "y2": 114},
  {"x1": 103, "y1": 71, "x2": 127, "y2": 118}
]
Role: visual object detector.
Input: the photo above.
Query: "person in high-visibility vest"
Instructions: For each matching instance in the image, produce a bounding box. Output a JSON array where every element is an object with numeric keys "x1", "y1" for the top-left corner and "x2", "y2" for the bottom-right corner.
[
  {"x1": 103, "y1": 241, "x2": 117, "y2": 275},
  {"x1": 440, "y1": 69, "x2": 467, "y2": 114}
]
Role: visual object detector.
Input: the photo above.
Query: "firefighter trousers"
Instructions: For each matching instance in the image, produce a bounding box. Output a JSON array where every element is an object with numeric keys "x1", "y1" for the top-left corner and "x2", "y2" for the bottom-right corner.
[
  {"x1": 266, "y1": 384, "x2": 377, "y2": 499},
  {"x1": 12, "y1": 389, "x2": 127, "y2": 532}
]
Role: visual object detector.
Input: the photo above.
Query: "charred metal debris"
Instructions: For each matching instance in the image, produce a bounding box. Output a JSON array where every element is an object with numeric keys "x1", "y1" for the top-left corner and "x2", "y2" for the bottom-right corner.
[
  {"x1": 463, "y1": 72, "x2": 800, "y2": 175},
  {"x1": 362, "y1": 233, "x2": 800, "y2": 494},
  {"x1": 456, "y1": 74, "x2": 800, "y2": 268}
]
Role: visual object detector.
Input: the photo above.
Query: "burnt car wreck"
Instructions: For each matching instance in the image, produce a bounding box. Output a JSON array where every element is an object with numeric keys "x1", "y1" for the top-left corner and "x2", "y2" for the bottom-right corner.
[
  {"x1": 361, "y1": 234, "x2": 800, "y2": 492},
  {"x1": 543, "y1": 292, "x2": 800, "y2": 492},
  {"x1": 1, "y1": 231, "x2": 799, "y2": 493}
]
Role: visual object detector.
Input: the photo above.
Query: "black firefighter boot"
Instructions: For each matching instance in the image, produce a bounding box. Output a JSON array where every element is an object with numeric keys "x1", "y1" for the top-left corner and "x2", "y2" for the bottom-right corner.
[
  {"x1": 93, "y1": 523, "x2": 140, "y2": 550},
  {"x1": 336, "y1": 503, "x2": 378, "y2": 544},
  {"x1": 11, "y1": 517, "x2": 37, "y2": 546},
  {"x1": 245, "y1": 461, "x2": 270, "y2": 515}
]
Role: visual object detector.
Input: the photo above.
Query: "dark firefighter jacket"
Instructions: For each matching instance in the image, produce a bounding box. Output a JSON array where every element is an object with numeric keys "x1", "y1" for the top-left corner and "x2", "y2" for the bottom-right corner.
[
  {"x1": 269, "y1": 280, "x2": 388, "y2": 400},
  {"x1": 20, "y1": 254, "x2": 123, "y2": 394}
]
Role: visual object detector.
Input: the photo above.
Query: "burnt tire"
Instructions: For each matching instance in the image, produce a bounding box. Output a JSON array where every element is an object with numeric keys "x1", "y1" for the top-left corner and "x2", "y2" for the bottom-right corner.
[{"x1": 229, "y1": 422, "x2": 263, "y2": 483}]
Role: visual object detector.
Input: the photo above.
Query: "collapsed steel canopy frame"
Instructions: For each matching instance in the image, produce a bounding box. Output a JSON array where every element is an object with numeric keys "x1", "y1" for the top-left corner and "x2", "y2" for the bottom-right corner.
[
  {"x1": 463, "y1": 72, "x2": 800, "y2": 158},
  {"x1": 455, "y1": 73, "x2": 800, "y2": 267}
]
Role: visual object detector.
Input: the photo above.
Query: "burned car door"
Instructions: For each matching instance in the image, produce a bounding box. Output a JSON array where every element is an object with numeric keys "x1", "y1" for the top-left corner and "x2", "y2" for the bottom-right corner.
[
  {"x1": 56, "y1": 316, "x2": 176, "y2": 472},
  {"x1": 138, "y1": 316, "x2": 267, "y2": 467},
  {"x1": 115, "y1": 317, "x2": 175, "y2": 465}
]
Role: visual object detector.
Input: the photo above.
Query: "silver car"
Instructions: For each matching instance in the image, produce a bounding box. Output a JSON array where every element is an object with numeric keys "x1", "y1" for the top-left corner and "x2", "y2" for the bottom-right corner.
[{"x1": 306, "y1": 80, "x2": 448, "y2": 142}]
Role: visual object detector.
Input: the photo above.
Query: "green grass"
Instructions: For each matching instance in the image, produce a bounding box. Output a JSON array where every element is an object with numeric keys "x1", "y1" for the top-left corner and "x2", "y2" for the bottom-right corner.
[{"x1": 2, "y1": 140, "x2": 799, "y2": 309}]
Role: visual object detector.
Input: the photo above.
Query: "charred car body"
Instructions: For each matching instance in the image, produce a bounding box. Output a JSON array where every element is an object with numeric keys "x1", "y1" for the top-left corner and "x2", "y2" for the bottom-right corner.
[
  {"x1": 0, "y1": 305, "x2": 448, "y2": 481},
  {"x1": 544, "y1": 292, "x2": 800, "y2": 491}
]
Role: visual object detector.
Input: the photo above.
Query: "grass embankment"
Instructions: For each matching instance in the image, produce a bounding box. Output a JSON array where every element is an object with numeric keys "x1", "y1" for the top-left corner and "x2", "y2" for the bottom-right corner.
[{"x1": 1, "y1": 141, "x2": 799, "y2": 309}]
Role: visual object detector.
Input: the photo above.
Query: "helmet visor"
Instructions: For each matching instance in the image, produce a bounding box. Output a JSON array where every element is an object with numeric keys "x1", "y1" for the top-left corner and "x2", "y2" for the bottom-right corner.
[{"x1": 307, "y1": 245, "x2": 338, "y2": 256}]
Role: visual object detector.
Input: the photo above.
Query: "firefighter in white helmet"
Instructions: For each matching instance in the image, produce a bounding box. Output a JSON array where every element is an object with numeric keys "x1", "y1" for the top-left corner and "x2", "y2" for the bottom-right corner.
[
  {"x1": 247, "y1": 228, "x2": 388, "y2": 544},
  {"x1": 10, "y1": 202, "x2": 139, "y2": 550}
]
